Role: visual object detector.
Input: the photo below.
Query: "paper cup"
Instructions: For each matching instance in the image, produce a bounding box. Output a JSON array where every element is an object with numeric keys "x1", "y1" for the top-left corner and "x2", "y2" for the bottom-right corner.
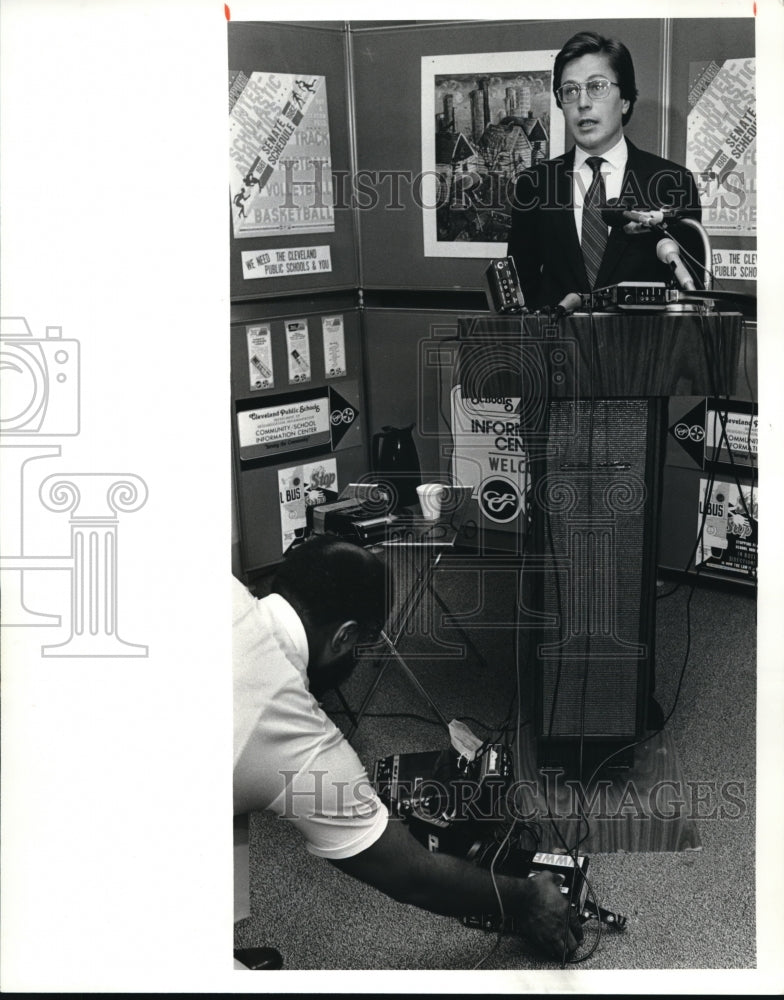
[{"x1": 417, "y1": 483, "x2": 444, "y2": 521}]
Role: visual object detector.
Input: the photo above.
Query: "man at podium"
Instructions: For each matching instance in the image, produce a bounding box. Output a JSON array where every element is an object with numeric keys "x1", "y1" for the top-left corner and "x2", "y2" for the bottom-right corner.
[{"x1": 507, "y1": 30, "x2": 703, "y2": 310}]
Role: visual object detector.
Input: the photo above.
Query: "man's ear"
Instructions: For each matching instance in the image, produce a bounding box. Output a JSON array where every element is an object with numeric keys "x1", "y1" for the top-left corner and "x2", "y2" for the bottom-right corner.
[{"x1": 331, "y1": 620, "x2": 359, "y2": 653}]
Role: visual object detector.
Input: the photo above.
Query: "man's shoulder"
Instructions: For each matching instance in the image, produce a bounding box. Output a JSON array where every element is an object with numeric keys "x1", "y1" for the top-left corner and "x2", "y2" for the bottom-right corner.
[
  {"x1": 625, "y1": 140, "x2": 692, "y2": 178},
  {"x1": 622, "y1": 141, "x2": 700, "y2": 214},
  {"x1": 512, "y1": 151, "x2": 571, "y2": 202},
  {"x1": 518, "y1": 149, "x2": 572, "y2": 177}
]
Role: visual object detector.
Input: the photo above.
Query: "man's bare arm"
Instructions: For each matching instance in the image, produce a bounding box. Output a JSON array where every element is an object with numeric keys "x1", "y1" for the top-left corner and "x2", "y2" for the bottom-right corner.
[{"x1": 330, "y1": 816, "x2": 582, "y2": 959}]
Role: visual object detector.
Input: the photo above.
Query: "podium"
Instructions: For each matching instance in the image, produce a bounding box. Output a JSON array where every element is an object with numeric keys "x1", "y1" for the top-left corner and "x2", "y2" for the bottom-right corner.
[{"x1": 457, "y1": 311, "x2": 744, "y2": 775}]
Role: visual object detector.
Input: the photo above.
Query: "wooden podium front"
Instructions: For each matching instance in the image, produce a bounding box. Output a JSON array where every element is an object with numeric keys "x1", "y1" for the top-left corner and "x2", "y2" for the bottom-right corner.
[{"x1": 457, "y1": 311, "x2": 744, "y2": 776}]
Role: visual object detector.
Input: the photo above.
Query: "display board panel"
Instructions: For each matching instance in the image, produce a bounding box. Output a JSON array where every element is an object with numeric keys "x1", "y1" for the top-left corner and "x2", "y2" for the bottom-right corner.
[
  {"x1": 361, "y1": 306, "x2": 462, "y2": 485},
  {"x1": 228, "y1": 22, "x2": 358, "y2": 300},
  {"x1": 231, "y1": 298, "x2": 367, "y2": 571},
  {"x1": 667, "y1": 17, "x2": 756, "y2": 300}
]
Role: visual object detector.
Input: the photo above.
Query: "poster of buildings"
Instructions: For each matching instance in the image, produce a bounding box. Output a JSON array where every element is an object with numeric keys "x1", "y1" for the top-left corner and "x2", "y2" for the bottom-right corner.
[
  {"x1": 421, "y1": 51, "x2": 564, "y2": 257},
  {"x1": 229, "y1": 71, "x2": 335, "y2": 239},
  {"x1": 686, "y1": 57, "x2": 756, "y2": 236}
]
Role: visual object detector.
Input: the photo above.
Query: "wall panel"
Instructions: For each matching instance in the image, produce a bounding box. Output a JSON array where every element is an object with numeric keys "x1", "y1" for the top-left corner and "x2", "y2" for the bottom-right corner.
[
  {"x1": 228, "y1": 22, "x2": 358, "y2": 300},
  {"x1": 666, "y1": 17, "x2": 756, "y2": 298}
]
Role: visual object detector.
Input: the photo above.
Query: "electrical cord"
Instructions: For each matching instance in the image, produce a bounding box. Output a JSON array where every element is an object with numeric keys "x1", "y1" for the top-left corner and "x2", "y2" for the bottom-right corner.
[
  {"x1": 385, "y1": 316, "x2": 565, "y2": 970},
  {"x1": 656, "y1": 469, "x2": 718, "y2": 601},
  {"x1": 584, "y1": 465, "x2": 728, "y2": 787},
  {"x1": 426, "y1": 529, "x2": 596, "y2": 969},
  {"x1": 326, "y1": 706, "x2": 519, "y2": 737},
  {"x1": 579, "y1": 322, "x2": 724, "y2": 784},
  {"x1": 535, "y1": 299, "x2": 749, "y2": 959},
  {"x1": 454, "y1": 307, "x2": 676, "y2": 965},
  {"x1": 740, "y1": 321, "x2": 758, "y2": 571},
  {"x1": 582, "y1": 560, "x2": 700, "y2": 792},
  {"x1": 510, "y1": 388, "x2": 600, "y2": 968},
  {"x1": 519, "y1": 307, "x2": 601, "y2": 965},
  {"x1": 657, "y1": 309, "x2": 756, "y2": 599},
  {"x1": 655, "y1": 345, "x2": 726, "y2": 601},
  {"x1": 576, "y1": 307, "x2": 601, "y2": 788},
  {"x1": 565, "y1": 872, "x2": 604, "y2": 963},
  {"x1": 470, "y1": 817, "x2": 519, "y2": 970},
  {"x1": 641, "y1": 228, "x2": 754, "y2": 602},
  {"x1": 697, "y1": 310, "x2": 755, "y2": 530},
  {"x1": 660, "y1": 312, "x2": 756, "y2": 596},
  {"x1": 541, "y1": 773, "x2": 602, "y2": 967},
  {"x1": 657, "y1": 393, "x2": 726, "y2": 601},
  {"x1": 582, "y1": 392, "x2": 731, "y2": 782},
  {"x1": 698, "y1": 308, "x2": 757, "y2": 572},
  {"x1": 657, "y1": 226, "x2": 709, "y2": 290},
  {"x1": 521, "y1": 281, "x2": 753, "y2": 962}
]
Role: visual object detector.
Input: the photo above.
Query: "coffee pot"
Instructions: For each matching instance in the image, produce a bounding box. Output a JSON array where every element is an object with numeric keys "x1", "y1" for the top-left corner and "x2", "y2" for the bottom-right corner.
[{"x1": 371, "y1": 423, "x2": 422, "y2": 510}]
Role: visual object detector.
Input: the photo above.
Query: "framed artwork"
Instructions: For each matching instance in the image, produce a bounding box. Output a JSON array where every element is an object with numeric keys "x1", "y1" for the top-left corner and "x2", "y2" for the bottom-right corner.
[{"x1": 421, "y1": 50, "x2": 565, "y2": 257}]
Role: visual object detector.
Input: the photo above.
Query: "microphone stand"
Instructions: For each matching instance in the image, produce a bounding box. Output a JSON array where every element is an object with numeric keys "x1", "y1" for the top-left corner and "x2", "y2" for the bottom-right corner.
[
  {"x1": 664, "y1": 216, "x2": 714, "y2": 314},
  {"x1": 679, "y1": 217, "x2": 713, "y2": 293}
]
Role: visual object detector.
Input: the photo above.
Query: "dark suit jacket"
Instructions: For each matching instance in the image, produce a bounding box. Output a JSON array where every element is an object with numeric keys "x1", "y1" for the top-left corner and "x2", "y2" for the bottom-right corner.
[{"x1": 507, "y1": 139, "x2": 703, "y2": 310}]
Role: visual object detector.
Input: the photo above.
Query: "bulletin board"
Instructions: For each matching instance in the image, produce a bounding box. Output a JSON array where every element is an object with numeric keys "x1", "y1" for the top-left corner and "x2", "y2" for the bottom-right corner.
[
  {"x1": 230, "y1": 293, "x2": 368, "y2": 571},
  {"x1": 351, "y1": 18, "x2": 669, "y2": 292},
  {"x1": 228, "y1": 22, "x2": 359, "y2": 300}
]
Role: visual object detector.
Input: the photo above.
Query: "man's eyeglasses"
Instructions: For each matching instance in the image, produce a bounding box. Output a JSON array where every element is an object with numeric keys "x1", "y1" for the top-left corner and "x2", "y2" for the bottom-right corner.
[{"x1": 556, "y1": 78, "x2": 620, "y2": 104}]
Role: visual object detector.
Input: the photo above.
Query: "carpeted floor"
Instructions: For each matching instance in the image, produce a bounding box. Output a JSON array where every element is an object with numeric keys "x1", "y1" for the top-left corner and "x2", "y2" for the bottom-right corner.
[{"x1": 235, "y1": 558, "x2": 756, "y2": 970}]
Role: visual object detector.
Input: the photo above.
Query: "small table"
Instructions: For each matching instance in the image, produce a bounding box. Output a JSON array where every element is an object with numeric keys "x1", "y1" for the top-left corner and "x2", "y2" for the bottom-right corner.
[{"x1": 345, "y1": 513, "x2": 487, "y2": 739}]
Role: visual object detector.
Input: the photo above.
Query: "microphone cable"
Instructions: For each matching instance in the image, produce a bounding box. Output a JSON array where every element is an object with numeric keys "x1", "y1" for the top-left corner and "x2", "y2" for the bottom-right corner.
[
  {"x1": 536, "y1": 301, "x2": 605, "y2": 967},
  {"x1": 581, "y1": 301, "x2": 735, "y2": 769},
  {"x1": 580, "y1": 345, "x2": 750, "y2": 792},
  {"x1": 659, "y1": 226, "x2": 706, "y2": 290},
  {"x1": 656, "y1": 301, "x2": 753, "y2": 599},
  {"x1": 541, "y1": 294, "x2": 599, "y2": 750}
]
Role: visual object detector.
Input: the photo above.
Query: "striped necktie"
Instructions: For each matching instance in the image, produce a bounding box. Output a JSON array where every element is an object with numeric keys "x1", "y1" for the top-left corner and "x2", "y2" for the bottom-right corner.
[{"x1": 581, "y1": 156, "x2": 607, "y2": 289}]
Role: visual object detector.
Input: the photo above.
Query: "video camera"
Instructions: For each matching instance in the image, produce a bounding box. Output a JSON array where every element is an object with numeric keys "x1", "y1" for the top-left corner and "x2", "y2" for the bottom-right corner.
[{"x1": 372, "y1": 744, "x2": 626, "y2": 934}]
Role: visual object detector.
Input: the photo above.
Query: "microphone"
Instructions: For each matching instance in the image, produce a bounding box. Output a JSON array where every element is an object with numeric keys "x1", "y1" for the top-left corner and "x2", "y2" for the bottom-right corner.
[
  {"x1": 601, "y1": 202, "x2": 631, "y2": 230},
  {"x1": 656, "y1": 238, "x2": 696, "y2": 291},
  {"x1": 602, "y1": 201, "x2": 686, "y2": 231},
  {"x1": 554, "y1": 292, "x2": 583, "y2": 317},
  {"x1": 623, "y1": 208, "x2": 679, "y2": 227}
]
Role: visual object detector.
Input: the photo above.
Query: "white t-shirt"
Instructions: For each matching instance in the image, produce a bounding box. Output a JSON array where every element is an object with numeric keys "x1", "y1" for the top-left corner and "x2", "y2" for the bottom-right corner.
[{"x1": 232, "y1": 576, "x2": 388, "y2": 860}]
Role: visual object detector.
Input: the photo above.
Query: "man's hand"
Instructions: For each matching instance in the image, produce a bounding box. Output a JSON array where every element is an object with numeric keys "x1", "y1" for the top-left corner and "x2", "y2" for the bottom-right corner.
[
  {"x1": 515, "y1": 872, "x2": 584, "y2": 961},
  {"x1": 331, "y1": 820, "x2": 585, "y2": 962},
  {"x1": 622, "y1": 220, "x2": 653, "y2": 236}
]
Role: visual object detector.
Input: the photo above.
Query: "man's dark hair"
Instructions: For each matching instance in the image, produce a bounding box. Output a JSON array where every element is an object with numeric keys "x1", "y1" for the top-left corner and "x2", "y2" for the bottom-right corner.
[
  {"x1": 271, "y1": 533, "x2": 387, "y2": 639},
  {"x1": 553, "y1": 31, "x2": 638, "y2": 126}
]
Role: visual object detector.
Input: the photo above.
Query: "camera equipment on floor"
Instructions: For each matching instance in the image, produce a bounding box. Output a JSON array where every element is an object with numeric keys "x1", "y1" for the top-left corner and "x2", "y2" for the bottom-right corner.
[
  {"x1": 372, "y1": 744, "x2": 626, "y2": 932},
  {"x1": 461, "y1": 833, "x2": 625, "y2": 932},
  {"x1": 463, "y1": 835, "x2": 589, "y2": 928},
  {"x1": 372, "y1": 744, "x2": 514, "y2": 846}
]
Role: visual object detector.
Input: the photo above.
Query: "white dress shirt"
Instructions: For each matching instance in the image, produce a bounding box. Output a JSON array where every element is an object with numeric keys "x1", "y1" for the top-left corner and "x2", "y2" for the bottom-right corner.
[{"x1": 572, "y1": 134, "x2": 628, "y2": 243}]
